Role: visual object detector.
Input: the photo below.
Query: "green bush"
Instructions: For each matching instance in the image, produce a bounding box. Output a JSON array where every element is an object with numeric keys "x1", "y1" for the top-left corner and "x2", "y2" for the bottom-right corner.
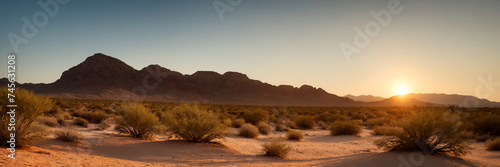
[
  {"x1": 55, "y1": 126, "x2": 83, "y2": 142},
  {"x1": 257, "y1": 122, "x2": 271, "y2": 135},
  {"x1": 243, "y1": 109, "x2": 269, "y2": 124},
  {"x1": 294, "y1": 115, "x2": 315, "y2": 129},
  {"x1": 0, "y1": 88, "x2": 52, "y2": 147},
  {"x1": 73, "y1": 117, "x2": 89, "y2": 127},
  {"x1": 239, "y1": 123, "x2": 259, "y2": 138},
  {"x1": 486, "y1": 138, "x2": 500, "y2": 151},
  {"x1": 372, "y1": 126, "x2": 401, "y2": 136},
  {"x1": 329, "y1": 121, "x2": 362, "y2": 136},
  {"x1": 262, "y1": 138, "x2": 292, "y2": 158},
  {"x1": 373, "y1": 110, "x2": 472, "y2": 157},
  {"x1": 116, "y1": 103, "x2": 160, "y2": 138},
  {"x1": 286, "y1": 130, "x2": 304, "y2": 141},
  {"x1": 164, "y1": 104, "x2": 227, "y2": 142},
  {"x1": 232, "y1": 118, "x2": 245, "y2": 128}
]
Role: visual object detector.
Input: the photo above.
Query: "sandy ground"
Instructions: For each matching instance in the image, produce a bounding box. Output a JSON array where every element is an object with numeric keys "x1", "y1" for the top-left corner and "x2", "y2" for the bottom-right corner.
[{"x1": 1, "y1": 126, "x2": 499, "y2": 167}]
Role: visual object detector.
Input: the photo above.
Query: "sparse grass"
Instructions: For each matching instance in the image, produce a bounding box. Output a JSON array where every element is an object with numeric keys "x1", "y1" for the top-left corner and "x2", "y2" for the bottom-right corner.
[
  {"x1": 294, "y1": 115, "x2": 315, "y2": 129},
  {"x1": 373, "y1": 109, "x2": 472, "y2": 157},
  {"x1": 286, "y1": 130, "x2": 304, "y2": 141},
  {"x1": 243, "y1": 109, "x2": 269, "y2": 125},
  {"x1": 262, "y1": 138, "x2": 292, "y2": 158},
  {"x1": 372, "y1": 125, "x2": 401, "y2": 136},
  {"x1": 55, "y1": 126, "x2": 83, "y2": 142},
  {"x1": 164, "y1": 104, "x2": 227, "y2": 142},
  {"x1": 257, "y1": 122, "x2": 271, "y2": 135},
  {"x1": 329, "y1": 121, "x2": 362, "y2": 136},
  {"x1": 0, "y1": 88, "x2": 52, "y2": 147},
  {"x1": 232, "y1": 118, "x2": 245, "y2": 128},
  {"x1": 116, "y1": 103, "x2": 160, "y2": 139},
  {"x1": 486, "y1": 138, "x2": 500, "y2": 151},
  {"x1": 239, "y1": 123, "x2": 259, "y2": 138},
  {"x1": 73, "y1": 117, "x2": 89, "y2": 127}
]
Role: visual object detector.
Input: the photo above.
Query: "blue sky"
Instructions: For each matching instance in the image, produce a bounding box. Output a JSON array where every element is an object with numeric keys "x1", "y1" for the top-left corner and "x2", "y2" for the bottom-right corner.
[{"x1": 1, "y1": 0, "x2": 500, "y2": 101}]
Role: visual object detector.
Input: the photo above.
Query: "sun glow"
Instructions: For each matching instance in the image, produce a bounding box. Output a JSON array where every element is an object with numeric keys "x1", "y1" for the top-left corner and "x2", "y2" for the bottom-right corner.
[{"x1": 396, "y1": 86, "x2": 409, "y2": 95}]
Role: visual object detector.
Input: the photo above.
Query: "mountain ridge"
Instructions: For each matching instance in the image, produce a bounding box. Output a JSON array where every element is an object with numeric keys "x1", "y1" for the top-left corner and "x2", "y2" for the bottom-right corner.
[{"x1": 2, "y1": 53, "x2": 499, "y2": 107}]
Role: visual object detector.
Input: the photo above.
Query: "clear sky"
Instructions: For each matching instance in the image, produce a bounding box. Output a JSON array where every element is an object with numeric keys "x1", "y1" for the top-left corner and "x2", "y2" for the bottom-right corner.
[{"x1": 1, "y1": 0, "x2": 500, "y2": 102}]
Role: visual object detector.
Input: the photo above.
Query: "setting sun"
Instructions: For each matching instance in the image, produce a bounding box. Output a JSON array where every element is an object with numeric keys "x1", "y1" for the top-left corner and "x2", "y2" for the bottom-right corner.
[{"x1": 396, "y1": 86, "x2": 409, "y2": 95}]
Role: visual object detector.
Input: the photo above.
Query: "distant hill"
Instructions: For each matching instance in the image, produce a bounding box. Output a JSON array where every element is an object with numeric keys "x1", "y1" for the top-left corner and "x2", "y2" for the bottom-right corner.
[
  {"x1": 2, "y1": 53, "x2": 358, "y2": 106},
  {"x1": 344, "y1": 94, "x2": 386, "y2": 102},
  {"x1": 1, "y1": 53, "x2": 498, "y2": 107},
  {"x1": 405, "y1": 93, "x2": 500, "y2": 107}
]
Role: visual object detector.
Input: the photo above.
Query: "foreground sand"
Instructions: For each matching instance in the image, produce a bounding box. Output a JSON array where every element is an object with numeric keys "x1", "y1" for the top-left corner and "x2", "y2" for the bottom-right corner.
[{"x1": 1, "y1": 126, "x2": 499, "y2": 167}]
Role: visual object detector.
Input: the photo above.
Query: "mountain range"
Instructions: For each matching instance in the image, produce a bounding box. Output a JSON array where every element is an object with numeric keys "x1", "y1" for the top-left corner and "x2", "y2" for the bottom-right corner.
[{"x1": 2, "y1": 53, "x2": 499, "y2": 107}]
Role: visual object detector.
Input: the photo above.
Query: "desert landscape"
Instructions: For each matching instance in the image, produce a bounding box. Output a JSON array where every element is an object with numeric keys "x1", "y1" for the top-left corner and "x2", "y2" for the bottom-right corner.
[{"x1": 2, "y1": 0, "x2": 500, "y2": 166}]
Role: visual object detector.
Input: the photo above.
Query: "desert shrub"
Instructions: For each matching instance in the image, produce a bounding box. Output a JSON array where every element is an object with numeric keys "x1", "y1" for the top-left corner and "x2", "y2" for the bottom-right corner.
[
  {"x1": 350, "y1": 112, "x2": 367, "y2": 121},
  {"x1": 294, "y1": 115, "x2": 315, "y2": 129},
  {"x1": 286, "y1": 130, "x2": 304, "y2": 141},
  {"x1": 116, "y1": 103, "x2": 160, "y2": 138},
  {"x1": 373, "y1": 110, "x2": 472, "y2": 157},
  {"x1": 317, "y1": 121, "x2": 329, "y2": 130},
  {"x1": 275, "y1": 124, "x2": 288, "y2": 131},
  {"x1": 329, "y1": 121, "x2": 362, "y2": 136},
  {"x1": 262, "y1": 138, "x2": 292, "y2": 158},
  {"x1": 55, "y1": 126, "x2": 83, "y2": 142},
  {"x1": 87, "y1": 102, "x2": 104, "y2": 110},
  {"x1": 55, "y1": 112, "x2": 72, "y2": 125},
  {"x1": 73, "y1": 117, "x2": 89, "y2": 127},
  {"x1": 37, "y1": 116, "x2": 59, "y2": 127},
  {"x1": 54, "y1": 98, "x2": 70, "y2": 108},
  {"x1": 471, "y1": 115, "x2": 500, "y2": 136},
  {"x1": 476, "y1": 134, "x2": 494, "y2": 142},
  {"x1": 372, "y1": 125, "x2": 401, "y2": 136},
  {"x1": 486, "y1": 138, "x2": 500, "y2": 151},
  {"x1": 0, "y1": 88, "x2": 52, "y2": 147},
  {"x1": 239, "y1": 123, "x2": 259, "y2": 138},
  {"x1": 257, "y1": 122, "x2": 271, "y2": 135},
  {"x1": 98, "y1": 118, "x2": 113, "y2": 130},
  {"x1": 71, "y1": 108, "x2": 85, "y2": 117},
  {"x1": 232, "y1": 118, "x2": 245, "y2": 128},
  {"x1": 317, "y1": 113, "x2": 349, "y2": 123},
  {"x1": 243, "y1": 109, "x2": 269, "y2": 125},
  {"x1": 366, "y1": 117, "x2": 393, "y2": 128},
  {"x1": 47, "y1": 105, "x2": 63, "y2": 116},
  {"x1": 287, "y1": 120, "x2": 298, "y2": 129},
  {"x1": 164, "y1": 104, "x2": 227, "y2": 142},
  {"x1": 81, "y1": 111, "x2": 107, "y2": 123}
]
